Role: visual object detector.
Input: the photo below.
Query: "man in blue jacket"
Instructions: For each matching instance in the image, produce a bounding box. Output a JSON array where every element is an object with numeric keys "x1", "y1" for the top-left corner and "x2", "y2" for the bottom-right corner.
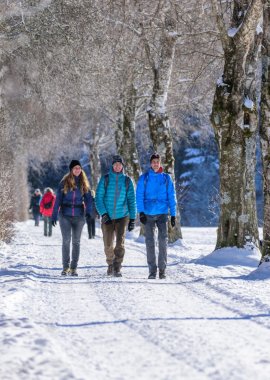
[
  {"x1": 136, "y1": 153, "x2": 177, "y2": 279},
  {"x1": 95, "y1": 155, "x2": 136, "y2": 277}
]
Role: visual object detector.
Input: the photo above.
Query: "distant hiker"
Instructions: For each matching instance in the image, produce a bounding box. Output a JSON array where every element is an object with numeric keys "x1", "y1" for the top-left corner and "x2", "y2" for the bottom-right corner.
[
  {"x1": 86, "y1": 190, "x2": 97, "y2": 239},
  {"x1": 95, "y1": 155, "x2": 136, "y2": 277},
  {"x1": 29, "y1": 188, "x2": 42, "y2": 226},
  {"x1": 51, "y1": 160, "x2": 93, "y2": 276},
  {"x1": 40, "y1": 188, "x2": 56, "y2": 237},
  {"x1": 136, "y1": 153, "x2": 177, "y2": 280}
]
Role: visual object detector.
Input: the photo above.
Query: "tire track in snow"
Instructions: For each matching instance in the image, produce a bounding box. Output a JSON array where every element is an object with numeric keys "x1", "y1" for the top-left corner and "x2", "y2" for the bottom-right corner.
[
  {"x1": 90, "y1": 240, "x2": 270, "y2": 380},
  {"x1": 170, "y1": 262, "x2": 270, "y2": 330}
]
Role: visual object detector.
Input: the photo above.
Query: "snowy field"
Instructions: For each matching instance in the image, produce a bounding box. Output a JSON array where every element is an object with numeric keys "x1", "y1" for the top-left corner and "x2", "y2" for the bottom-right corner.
[{"x1": 1, "y1": 220, "x2": 270, "y2": 380}]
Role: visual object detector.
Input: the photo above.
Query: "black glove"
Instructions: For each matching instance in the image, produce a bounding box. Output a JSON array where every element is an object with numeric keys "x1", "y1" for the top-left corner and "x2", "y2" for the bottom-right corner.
[
  {"x1": 52, "y1": 220, "x2": 57, "y2": 227},
  {"x1": 128, "y1": 219, "x2": 135, "y2": 231},
  {"x1": 102, "y1": 213, "x2": 112, "y2": 225},
  {"x1": 171, "y1": 216, "x2": 176, "y2": 228},
  {"x1": 140, "y1": 212, "x2": 147, "y2": 225}
]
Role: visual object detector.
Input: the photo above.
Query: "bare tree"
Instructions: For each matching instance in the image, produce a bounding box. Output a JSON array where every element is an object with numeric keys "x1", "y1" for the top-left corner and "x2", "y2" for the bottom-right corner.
[
  {"x1": 260, "y1": 0, "x2": 270, "y2": 261},
  {"x1": 210, "y1": 0, "x2": 263, "y2": 248}
]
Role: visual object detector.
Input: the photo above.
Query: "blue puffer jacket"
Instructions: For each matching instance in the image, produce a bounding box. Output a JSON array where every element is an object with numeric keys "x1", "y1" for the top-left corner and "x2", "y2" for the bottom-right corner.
[
  {"x1": 95, "y1": 169, "x2": 136, "y2": 220},
  {"x1": 136, "y1": 168, "x2": 177, "y2": 216},
  {"x1": 52, "y1": 177, "x2": 93, "y2": 220}
]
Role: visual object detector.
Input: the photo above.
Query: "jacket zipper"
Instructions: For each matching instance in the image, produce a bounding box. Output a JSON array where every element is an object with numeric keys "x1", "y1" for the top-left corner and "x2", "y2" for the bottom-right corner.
[
  {"x1": 113, "y1": 175, "x2": 118, "y2": 220},
  {"x1": 72, "y1": 191, "x2": 75, "y2": 216}
]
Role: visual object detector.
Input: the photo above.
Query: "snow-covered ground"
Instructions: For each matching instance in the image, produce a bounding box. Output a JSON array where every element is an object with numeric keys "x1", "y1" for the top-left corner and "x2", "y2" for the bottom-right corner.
[{"x1": 1, "y1": 220, "x2": 270, "y2": 380}]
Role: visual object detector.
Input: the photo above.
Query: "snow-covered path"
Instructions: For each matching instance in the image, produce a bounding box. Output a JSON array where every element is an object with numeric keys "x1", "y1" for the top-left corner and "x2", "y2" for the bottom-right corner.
[{"x1": 1, "y1": 221, "x2": 270, "y2": 380}]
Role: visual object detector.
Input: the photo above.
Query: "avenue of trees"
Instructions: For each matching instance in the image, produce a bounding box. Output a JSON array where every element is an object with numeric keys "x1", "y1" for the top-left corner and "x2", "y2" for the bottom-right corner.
[{"x1": 1, "y1": 0, "x2": 270, "y2": 260}]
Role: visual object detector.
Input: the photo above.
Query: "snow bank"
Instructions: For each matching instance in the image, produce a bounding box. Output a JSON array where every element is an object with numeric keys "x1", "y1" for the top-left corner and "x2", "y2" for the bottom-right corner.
[
  {"x1": 195, "y1": 246, "x2": 261, "y2": 267},
  {"x1": 247, "y1": 261, "x2": 270, "y2": 280}
]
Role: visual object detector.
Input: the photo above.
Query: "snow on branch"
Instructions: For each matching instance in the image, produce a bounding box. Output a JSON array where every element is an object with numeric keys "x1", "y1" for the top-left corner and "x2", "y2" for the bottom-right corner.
[
  {"x1": 243, "y1": 96, "x2": 254, "y2": 110},
  {"x1": 1, "y1": 0, "x2": 53, "y2": 20}
]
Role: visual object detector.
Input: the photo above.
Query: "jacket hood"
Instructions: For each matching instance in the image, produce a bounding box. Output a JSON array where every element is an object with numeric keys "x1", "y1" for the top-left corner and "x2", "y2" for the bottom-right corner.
[{"x1": 149, "y1": 167, "x2": 163, "y2": 174}]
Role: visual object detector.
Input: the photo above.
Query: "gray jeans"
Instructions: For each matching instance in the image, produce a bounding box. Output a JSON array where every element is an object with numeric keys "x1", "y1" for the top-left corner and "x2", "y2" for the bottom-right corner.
[
  {"x1": 59, "y1": 214, "x2": 85, "y2": 270},
  {"x1": 145, "y1": 214, "x2": 168, "y2": 274},
  {"x1": 43, "y1": 216, "x2": 52, "y2": 236}
]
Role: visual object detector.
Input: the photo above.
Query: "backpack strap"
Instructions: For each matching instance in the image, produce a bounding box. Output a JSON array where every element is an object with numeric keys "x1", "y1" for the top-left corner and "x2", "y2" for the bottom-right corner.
[
  {"x1": 125, "y1": 176, "x2": 130, "y2": 192},
  {"x1": 104, "y1": 173, "x2": 130, "y2": 194},
  {"x1": 164, "y1": 173, "x2": 169, "y2": 201},
  {"x1": 104, "y1": 174, "x2": 109, "y2": 193}
]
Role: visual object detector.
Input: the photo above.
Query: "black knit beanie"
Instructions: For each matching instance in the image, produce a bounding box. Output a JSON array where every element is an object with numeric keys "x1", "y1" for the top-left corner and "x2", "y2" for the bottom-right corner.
[
  {"x1": 69, "y1": 160, "x2": 82, "y2": 171},
  {"x1": 112, "y1": 155, "x2": 124, "y2": 165}
]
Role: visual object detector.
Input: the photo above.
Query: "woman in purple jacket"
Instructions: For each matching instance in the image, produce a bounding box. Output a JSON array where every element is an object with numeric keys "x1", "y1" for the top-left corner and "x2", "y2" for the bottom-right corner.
[{"x1": 52, "y1": 160, "x2": 93, "y2": 276}]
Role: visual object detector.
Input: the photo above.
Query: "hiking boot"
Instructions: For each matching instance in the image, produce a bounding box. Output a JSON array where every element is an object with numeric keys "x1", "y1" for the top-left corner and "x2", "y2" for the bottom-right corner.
[
  {"x1": 70, "y1": 269, "x2": 78, "y2": 277},
  {"x1": 159, "y1": 270, "x2": 166, "y2": 279},
  {"x1": 114, "y1": 268, "x2": 122, "y2": 277},
  {"x1": 61, "y1": 268, "x2": 70, "y2": 276},
  {"x1": 107, "y1": 265, "x2": 113, "y2": 276},
  {"x1": 148, "y1": 272, "x2": 156, "y2": 279}
]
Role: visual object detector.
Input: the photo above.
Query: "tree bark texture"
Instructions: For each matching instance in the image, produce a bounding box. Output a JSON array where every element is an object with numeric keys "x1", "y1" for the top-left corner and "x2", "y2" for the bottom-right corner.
[
  {"x1": 86, "y1": 127, "x2": 101, "y2": 191},
  {"x1": 147, "y1": 32, "x2": 182, "y2": 242},
  {"x1": 211, "y1": 0, "x2": 262, "y2": 248},
  {"x1": 115, "y1": 85, "x2": 141, "y2": 182},
  {"x1": 0, "y1": 58, "x2": 15, "y2": 241},
  {"x1": 260, "y1": 0, "x2": 270, "y2": 260}
]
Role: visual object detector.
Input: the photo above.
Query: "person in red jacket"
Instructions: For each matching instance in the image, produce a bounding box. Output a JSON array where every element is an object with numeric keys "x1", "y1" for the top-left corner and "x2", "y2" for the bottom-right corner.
[{"x1": 40, "y1": 188, "x2": 56, "y2": 237}]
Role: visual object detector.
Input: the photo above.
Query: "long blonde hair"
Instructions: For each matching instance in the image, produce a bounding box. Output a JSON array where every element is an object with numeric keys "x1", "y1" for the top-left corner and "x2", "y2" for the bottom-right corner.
[{"x1": 61, "y1": 169, "x2": 90, "y2": 194}]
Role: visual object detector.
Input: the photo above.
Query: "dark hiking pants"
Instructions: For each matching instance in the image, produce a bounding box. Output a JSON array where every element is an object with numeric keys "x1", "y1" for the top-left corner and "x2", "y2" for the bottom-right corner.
[
  {"x1": 33, "y1": 212, "x2": 40, "y2": 226},
  {"x1": 87, "y1": 217, "x2": 96, "y2": 238},
  {"x1": 145, "y1": 214, "x2": 168, "y2": 274},
  {"x1": 43, "y1": 216, "x2": 52, "y2": 236},
  {"x1": 59, "y1": 215, "x2": 85, "y2": 270},
  {"x1": 101, "y1": 216, "x2": 128, "y2": 269}
]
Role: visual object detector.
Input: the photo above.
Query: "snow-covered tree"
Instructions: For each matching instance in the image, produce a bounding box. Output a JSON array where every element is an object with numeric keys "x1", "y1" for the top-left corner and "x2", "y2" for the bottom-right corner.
[
  {"x1": 210, "y1": 0, "x2": 263, "y2": 248},
  {"x1": 260, "y1": 0, "x2": 270, "y2": 261}
]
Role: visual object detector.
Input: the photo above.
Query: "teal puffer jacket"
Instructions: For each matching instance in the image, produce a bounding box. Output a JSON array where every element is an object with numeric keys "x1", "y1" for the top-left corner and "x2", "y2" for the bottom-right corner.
[{"x1": 95, "y1": 169, "x2": 136, "y2": 220}]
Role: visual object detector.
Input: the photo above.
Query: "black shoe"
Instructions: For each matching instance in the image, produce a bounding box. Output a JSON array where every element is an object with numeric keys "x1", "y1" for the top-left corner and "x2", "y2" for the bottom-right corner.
[
  {"x1": 70, "y1": 269, "x2": 78, "y2": 277},
  {"x1": 61, "y1": 268, "x2": 70, "y2": 276},
  {"x1": 148, "y1": 272, "x2": 156, "y2": 279},
  {"x1": 107, "y1": 265, "x2": 113, "y2": 275},
  {"x1": 159, "y1": 270, "x2": 166, "y2": 279},
  {"x1": 114, "y1": 268, "x2": 122, "y2": 277}
]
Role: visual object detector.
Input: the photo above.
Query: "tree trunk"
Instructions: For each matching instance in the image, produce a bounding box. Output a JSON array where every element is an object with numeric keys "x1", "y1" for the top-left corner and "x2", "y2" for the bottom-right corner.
[
  {"x1": 147, "y1": 32, "x2": 182, "y2": 242},
  {"x1": 260, "y1": 0, "x2": 270, "y2": 261},
  {"x1": 115, "y1": 86, "x2": 141, "y2": 182},
  {"x1": 13, "y1": 153, "x2": 29, "y2": 222},
  {"x1": 0, "y1": 59, "x2": 15, "y2": 241},
  {"x1": 88, "y1": 129, "x2": 101, "y2": 191},
  {"x1": 211, "y1": 0, "x2": 262, "y2": 248}
]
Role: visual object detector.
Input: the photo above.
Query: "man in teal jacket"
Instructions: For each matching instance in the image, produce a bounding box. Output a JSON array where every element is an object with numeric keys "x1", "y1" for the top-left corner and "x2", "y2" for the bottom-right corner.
[{"x1": 95, "y1": 155, "x2": 136, "y2": 277}]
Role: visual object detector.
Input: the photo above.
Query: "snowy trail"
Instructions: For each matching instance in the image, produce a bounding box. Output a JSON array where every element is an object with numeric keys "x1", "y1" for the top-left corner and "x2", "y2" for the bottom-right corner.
[{"x1": 1, "y1": 221, "x2": 270, "y2": 380}]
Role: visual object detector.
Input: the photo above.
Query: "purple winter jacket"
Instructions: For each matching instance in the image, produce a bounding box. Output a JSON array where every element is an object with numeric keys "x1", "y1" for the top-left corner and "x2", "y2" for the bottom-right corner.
[{"x1": 52, "y1": 177, "x2": 93, "y2": 221}]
